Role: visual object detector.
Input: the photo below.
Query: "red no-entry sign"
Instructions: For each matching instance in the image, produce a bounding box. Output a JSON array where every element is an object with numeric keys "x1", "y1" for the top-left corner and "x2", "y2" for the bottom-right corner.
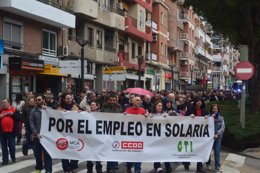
[{"x1": 234, "y1": 61, "x2": 255, "y2": 80}]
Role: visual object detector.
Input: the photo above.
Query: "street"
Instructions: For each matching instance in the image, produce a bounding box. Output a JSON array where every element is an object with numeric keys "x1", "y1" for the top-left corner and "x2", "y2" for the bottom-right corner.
[{"x1": 0, "y1": 145, "x2": 259, "y2": 173}]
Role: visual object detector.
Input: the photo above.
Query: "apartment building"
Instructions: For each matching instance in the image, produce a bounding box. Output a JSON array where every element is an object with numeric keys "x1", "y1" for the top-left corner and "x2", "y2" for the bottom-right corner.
[
  {"x1": 211, "y1": 34, "x2": 239, "y2": 90},
  {"x1": 66, "y1": 0, "x2": 152, "y2": 91},
  {"x1": 0, "y1": 0, "x2": 75, "y2": 99}
]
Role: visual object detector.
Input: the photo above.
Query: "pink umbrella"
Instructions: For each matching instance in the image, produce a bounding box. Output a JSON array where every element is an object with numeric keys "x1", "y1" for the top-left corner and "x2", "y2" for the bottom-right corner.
[{"x1": 124, "y1": 88, "x2": 153, "y2": 96}]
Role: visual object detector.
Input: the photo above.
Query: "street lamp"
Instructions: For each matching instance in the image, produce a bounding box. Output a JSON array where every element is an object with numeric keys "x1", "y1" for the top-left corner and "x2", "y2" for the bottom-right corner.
[
  {"x1": 169, "y1": 64, "x2": 175, "y2": 91},
  {"x1": 137, "y1": 55, "x2": 143, "y2": 88},
  {"x1": 76, "y1": 38, "x2": 89, "y2": 92}
]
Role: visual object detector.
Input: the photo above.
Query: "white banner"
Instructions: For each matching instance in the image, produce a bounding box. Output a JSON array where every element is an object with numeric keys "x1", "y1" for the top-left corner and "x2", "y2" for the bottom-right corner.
[{"x1": 40, "y1": 108, "x2": 214, "y2": 162}]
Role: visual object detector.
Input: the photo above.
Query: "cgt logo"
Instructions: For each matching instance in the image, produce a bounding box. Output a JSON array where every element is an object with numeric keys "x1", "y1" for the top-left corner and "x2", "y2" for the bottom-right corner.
[{"x1": 121, "y1": 141, "x2": 143, "y2": 150}]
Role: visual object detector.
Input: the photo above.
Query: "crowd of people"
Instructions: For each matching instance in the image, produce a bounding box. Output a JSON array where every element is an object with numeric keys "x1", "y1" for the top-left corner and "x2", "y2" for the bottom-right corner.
[{"x1": 0, "y1": 88, "x2": 234, "y2": 173}]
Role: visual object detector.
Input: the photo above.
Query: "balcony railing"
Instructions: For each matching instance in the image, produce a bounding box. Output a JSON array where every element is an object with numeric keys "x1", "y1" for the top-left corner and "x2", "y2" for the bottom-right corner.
[
  {"x1": 105, "y1": 46, "x2": 116, "y2": 52},
  {"x1": 212, "y1": 67, "x2": 221, "y2": 72},
  {"x1": 180, "y1": 52, "x2": 196, "y2": 61},
  {"x1": 179, "y1": 71, "x2": 190, "y2": 78},
  {"x1": 4, "y1": 40, "x2": 23, "y2": 50},
  {"x1": 179, "y1": 33, "x2": 190, "y2": 40},
  {"x1": 37, "y1": 0, "x2": 72, "y2": 13}
]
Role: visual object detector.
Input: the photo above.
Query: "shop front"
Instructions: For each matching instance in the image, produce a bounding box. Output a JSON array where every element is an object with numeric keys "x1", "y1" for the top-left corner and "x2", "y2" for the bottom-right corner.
[
  {"x1": 37, "y1": 64, "x2": 67, "y2": 95},
  {"x1": 9, "y1": 57, "x2": 44, "y2": 100}
]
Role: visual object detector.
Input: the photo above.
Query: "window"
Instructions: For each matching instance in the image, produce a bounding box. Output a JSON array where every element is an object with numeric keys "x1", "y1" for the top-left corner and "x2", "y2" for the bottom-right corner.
[
  {"x1": 138, "y1": 45, "x2": 142, "y2": 56},
  {"x1": 103, "y1": 0, "x2": 110, "y2": 11},
  {"x1": 86, "y1": 62, "x2": 93, "y2": 74},
  {"x1": 88, "y1": 27, "x2": 94, "y2": 47},
  {"x1": 161, "y1": 12, "x2": 163, "y2": 25},
  {"x1": 132, "y1": 43, "x2": 135, "y2": 59},
  {"x1": 96, "y1": 30, "x2": 103, "y2": 49},
  {"x1": 161, "y1": 43, "x2": 164, "y2": 55},
  {"x1": 42, "y1": 29, "x2": 57, "y2": 56},
  {"x1": 3, "y1": 19, "x2": 23, "y2": 50},
  {"x1": 119, "y1": 39, "x2": 125, "y2": 51},
  {"x1": 139, "y1": 10, "x2": 144, "y2": 28}
]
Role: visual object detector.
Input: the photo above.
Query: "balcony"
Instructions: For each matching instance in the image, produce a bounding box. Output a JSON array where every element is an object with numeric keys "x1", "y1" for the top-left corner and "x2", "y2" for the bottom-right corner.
[
  {"x1": 95, "y1": 8, "x2": 125, "y2": 30},
  {"x1": 146, "y1": 52, "x2": 158, "y2": 61},
  {"x1": 128, "y1": 0, "x2": 152, "y2": 12},
  {"x1": 125, "y1": 16, "x2": 152, "y2": 42},
  {"x1": 0, "y1": 0, "x2": 75, "y2": 28},
  {"x1": 168, "y1": 39, "x2": 184, "y2": 52},
  {"x1": 212, "y1": 67, "x2": 221, "y2": 72},
  {"x1": 72, "y1": 0, "x2": 98, "y2": 19},
  {"x1": 180, "y1": 52, "x2": 196, "y2": 62},
  {"x1": 179, "y1": 71, "x2": 190, "y2": 79},
  {"x1": 118, "y1": 51, "x2": 145, "y2": 71},
  {"x1": 179, "y1": 32, "x2": 195, "y2": 43},
  {"x1": 177, "y1": 19, "x2": 184, "y2": 30},
  {"x1": 195, "y1": 46, "x2": 206, "y2": 57}
]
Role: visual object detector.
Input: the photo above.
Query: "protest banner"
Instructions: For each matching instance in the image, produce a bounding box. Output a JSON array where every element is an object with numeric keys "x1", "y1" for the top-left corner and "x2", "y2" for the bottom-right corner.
[{"x1": 40, "y1": 108, "x2": 214, "y2": 162}]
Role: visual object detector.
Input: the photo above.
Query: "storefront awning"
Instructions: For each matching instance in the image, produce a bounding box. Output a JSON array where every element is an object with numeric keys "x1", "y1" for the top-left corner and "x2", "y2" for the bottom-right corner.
[{"x1": 38, "y1": 64, "x2": 67, "y2": 77}]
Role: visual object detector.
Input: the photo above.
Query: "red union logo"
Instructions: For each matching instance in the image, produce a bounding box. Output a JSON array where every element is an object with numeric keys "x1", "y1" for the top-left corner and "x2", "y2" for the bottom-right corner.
[
  {"x1": 56, "y1": 138, "x2": 69, "y2": 150},
  {"x1": 121, "y1": 141, "x2": 143, "y2": 150}
]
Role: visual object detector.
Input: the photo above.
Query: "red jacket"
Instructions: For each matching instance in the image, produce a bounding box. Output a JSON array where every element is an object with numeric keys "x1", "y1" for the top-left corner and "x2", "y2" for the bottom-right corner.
[
  {"x1": 125, "y1": 107, "x2": 146, "y2": 116},
  {"x1": 1, "y1": 107, "x2": 16, "y2": 132}
]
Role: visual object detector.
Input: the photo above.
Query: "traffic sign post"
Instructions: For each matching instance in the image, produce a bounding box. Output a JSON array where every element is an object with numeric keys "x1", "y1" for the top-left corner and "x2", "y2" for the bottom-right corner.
[{"x1": 235, "y1": 46, "x2": 255, "y2": 128}]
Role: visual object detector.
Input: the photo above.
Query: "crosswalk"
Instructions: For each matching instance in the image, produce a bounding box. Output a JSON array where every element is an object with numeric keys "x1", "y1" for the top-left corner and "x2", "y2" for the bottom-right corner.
[{"x1": 0, "y1": 145, "x2": 246, "y2": 173}]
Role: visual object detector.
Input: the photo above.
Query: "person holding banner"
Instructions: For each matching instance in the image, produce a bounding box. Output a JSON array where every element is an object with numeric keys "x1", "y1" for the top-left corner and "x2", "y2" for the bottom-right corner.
[
  {"x1": 100, "y1": 93, "x2": 123, "y2": 173},
  {"x1": 58, "y1": 92, "x2": 80, "y2": 173},
  {"x1": 125, "y1": 96, "x2": 148, "y2": 173},
  {"x1": 151, "y1": 101, "x2": 172, "y2": 173},
  {"x1": 29, "y1": 94, "x2": 52, "y2": 173},
  {"x1": 184, "y1": 96, "x2": 208, "y2": 173},
  {"x1": 206, "y1": 104, "x2": 225, "y2": 171}
]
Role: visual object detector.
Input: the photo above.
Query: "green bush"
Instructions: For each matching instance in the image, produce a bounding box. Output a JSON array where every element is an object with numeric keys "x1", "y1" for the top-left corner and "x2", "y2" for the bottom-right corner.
[{"x1": 206, "y1": 100, "x2": 260, "y2": 150}]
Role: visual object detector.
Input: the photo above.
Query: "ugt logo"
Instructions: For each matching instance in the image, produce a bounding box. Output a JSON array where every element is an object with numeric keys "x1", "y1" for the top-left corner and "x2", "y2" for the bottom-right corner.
[{"x1": 112, "y1": 141, "x2": 120, "y2": 149}]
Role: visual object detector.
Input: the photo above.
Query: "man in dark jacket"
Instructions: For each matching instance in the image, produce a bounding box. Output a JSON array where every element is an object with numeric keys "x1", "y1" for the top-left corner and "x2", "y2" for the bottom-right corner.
[
  {"x1": 100, "y1": 93, "x2": 122, "y2": 173},
  {"x1": 22, "y1": 97, "x2": 35, "y2": 156},
  {"x1": 0, "y1": 98, "x2": 21, "y2": 165},
  {"x1": 142, "y1": 94, "x2": 153, "y2": 113},
  {"x1": 30, "y1": 94, "x2": 52, "y2": 173}
]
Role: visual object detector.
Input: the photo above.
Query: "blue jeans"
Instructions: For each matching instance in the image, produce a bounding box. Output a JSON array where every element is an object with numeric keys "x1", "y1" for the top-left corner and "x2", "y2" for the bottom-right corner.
[
  {"x1": 207, "y1": 137, "x2": 222, "y2": 168},
  {"x1": 107, "y1": 161, "x2": 118, "y2": 171},
  {"x1": 33, "y1": 139, "x2": 52, "y2": 172},
  {"x1": 61, "y1": 159, "x2": 78, "y2": 172},
  {"x1": 1, "y1": 133, "x2": 15, "y2": 162},
  {"x1": 127, "y1": 162, "x2": 141, "y2": 173}
]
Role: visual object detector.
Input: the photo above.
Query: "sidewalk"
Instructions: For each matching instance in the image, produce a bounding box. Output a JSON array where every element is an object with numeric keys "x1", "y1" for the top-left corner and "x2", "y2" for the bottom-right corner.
[{"x1": 241, "y1": 147, "x2": 260, "y2": 159}]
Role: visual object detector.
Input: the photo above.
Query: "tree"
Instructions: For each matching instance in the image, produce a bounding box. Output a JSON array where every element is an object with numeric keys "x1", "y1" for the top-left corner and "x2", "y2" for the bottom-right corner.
[{"x1": 179, "y1": 0, "x2": 260, "y2": 113}]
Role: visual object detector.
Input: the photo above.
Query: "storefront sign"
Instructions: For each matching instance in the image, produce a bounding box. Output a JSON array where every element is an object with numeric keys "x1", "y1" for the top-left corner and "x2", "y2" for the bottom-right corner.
[
  {"x1": 9, "y1": 57, "x2": 44, "y2": 72},
  {"x1": 165, "y1": 72, "x2": 172, "y2": 79},
  {"x1": 0, "y1": 39, "x2": 4, "y2": 55},
  {"x1": 38, "y1": 64, "x2": 66, "y2": 76},
  {"x1": 147, "y1": 69, "x2": 155, "y2": 75},
  {"x1": 103, "y1": 66, "x2": 126, "y2": 74},
  {"x1": 103, "y1": 74, "x2": 126, "y2": 81},
  {"x1": 38, "y1": 55, "x2": 59, "y2": 66}
]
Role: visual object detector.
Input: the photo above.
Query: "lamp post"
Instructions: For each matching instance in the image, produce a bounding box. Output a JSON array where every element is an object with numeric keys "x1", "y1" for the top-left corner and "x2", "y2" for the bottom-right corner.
[
  {"x1": 137, "y1": 55, "x2": 143, "y2": 88},
  {"x1": 76, "y1": 39, "x2": 89, "y2": 92},
  {"x1": 169, "y1": 64, "x2": 175, "y2": 91},
  {"x1": 191, "y1": 66, "x2": 193, "y2": 85}
]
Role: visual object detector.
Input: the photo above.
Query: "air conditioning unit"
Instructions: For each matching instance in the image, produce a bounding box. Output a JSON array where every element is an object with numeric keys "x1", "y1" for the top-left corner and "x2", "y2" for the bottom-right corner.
[
  {"x1": 58, "y1": 44, "x2": 69, "y2": 57},
  {"x1": 152, "y1": 35, "x2": 158, "y2": 42},
  {"x1": 180, "y1": 60, "x2": 188, "y2": 65}
]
